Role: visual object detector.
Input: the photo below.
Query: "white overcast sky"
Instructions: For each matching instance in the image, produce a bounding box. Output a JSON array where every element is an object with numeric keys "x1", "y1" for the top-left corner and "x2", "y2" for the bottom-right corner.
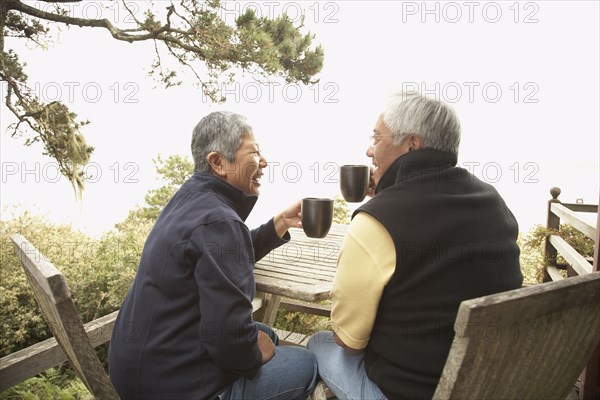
[{"x1": 1, "y1": 0, "x2": 598, "y2": 237}]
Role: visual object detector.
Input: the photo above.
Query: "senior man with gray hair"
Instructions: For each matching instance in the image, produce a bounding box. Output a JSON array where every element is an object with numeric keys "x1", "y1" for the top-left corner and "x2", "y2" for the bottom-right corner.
[
  {"x1": 308, "y1": 92, "x2": 523, "y2": 399},
  {"x1": 109, "y1": 111, "x2": 317, "y2": 400}
]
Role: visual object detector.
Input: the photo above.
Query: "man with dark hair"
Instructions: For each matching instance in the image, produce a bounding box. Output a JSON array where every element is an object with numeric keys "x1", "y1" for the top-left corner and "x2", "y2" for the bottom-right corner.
[{"x1": 109, "y1": 111, "x2": 317, "y2": 400}]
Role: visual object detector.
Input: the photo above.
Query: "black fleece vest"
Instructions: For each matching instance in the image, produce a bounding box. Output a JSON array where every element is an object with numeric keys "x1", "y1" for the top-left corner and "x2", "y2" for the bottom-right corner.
[{"x1": 355, "y1": 149, "x2": 523, "y2": 400}]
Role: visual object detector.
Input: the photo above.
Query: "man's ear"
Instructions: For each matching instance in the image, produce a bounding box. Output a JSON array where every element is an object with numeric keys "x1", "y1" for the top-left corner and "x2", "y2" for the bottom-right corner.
[
  {"x1": 408, "y1": 135, "x2": 423, "y2": 152},
  {"x1": 207, "y1": 152, "x2": 225, "y2": 177}
]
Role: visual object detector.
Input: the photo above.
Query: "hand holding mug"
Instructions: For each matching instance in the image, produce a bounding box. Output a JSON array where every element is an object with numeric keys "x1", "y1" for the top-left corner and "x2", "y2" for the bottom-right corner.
[{"x1": 274, "y1": 201, "x2": 302, "y2": 238}]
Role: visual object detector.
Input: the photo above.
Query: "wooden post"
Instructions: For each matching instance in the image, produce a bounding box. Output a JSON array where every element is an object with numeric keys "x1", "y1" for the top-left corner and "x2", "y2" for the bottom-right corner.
[
  {"x1": 543, "y1": 187, "x2": 561, "y2": 282},
  {"x1": 580, "y1": 196, "x2": 600, "y2": 400},
  {"x1": 253, "y1": 292, "x2": 281, "y2": 326}
]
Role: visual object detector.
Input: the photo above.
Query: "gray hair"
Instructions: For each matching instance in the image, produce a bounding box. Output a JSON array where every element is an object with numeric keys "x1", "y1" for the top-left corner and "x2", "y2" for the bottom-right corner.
[
  {"x1": 382, "y1": 91, "x2": 461, "y2": 155},
  {"x1": 191, "y1": 111, "x2": 253, "y2": 173}
]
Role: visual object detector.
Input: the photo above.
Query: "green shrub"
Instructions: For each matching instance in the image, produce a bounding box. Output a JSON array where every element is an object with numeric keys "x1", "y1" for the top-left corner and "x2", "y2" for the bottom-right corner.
[
  {"x1": 274, "y1": 309, "x2": 330, "y2": 336},
  {"x1": 0, "y1": 211, "x2": 151, "y2": 357},
  {"x1": 518, "y1": 230, "x2": 544, "y2": 285},
  {"x1": 520, "y1": 224, "x2": 595, "y2": 283},
  {"x1": 0, "y1": 368, "x2": 90, "y2": 400},
  {"x1": 273, "y1": 299, "x2": 332, "y2": 336}
]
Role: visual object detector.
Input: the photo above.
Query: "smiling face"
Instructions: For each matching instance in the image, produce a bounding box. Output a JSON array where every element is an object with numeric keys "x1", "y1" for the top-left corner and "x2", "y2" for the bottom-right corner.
[
  {"x1": 366, "y1": 114, "x2": 408, "y2": 185},
  {"x1": 366, "y1": 114, "x2": 423, "y2": 187},
  {"x1": 218, "y1": 133, "x2": 267, "y2": 196}
]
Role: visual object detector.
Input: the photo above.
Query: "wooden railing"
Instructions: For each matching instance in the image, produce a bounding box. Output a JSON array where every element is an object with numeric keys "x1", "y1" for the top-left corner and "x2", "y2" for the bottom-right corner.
[
  {"x1": 0, "y1": 311, "x2": 118, "y2": 392},
  {"x1": 541, "y1": 187, "x2": 599, "y2": 400},
  {"x1": 542, "y1": 187, "x2": 598, "y2": 282}
]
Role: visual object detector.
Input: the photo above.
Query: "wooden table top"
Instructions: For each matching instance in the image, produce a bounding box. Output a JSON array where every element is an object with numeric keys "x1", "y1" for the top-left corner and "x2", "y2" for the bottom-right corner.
[{"x1": 254, "y1": 224, "x2": 348, "y2": 302}]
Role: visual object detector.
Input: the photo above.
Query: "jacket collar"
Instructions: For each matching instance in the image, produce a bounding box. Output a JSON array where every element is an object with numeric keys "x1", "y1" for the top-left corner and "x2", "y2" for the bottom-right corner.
[
  {"x1": 375, "y1": 149, "x2": 458, "y2": 194},
  {"x1": 186, "y1": 172, "x2": 258, "y2": 221}
]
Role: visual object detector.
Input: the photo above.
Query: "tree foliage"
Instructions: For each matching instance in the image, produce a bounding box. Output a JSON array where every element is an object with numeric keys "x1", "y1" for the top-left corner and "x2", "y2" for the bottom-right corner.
[
  {"x1": 333, "y1": 194, "x2": 350, "y2": 224},
  {"x1": 0, "y1": 211, "x2": 137, "y2": 356},
  {"x1": 0, "y1": 0, "x2": 324, "y2": 197}
]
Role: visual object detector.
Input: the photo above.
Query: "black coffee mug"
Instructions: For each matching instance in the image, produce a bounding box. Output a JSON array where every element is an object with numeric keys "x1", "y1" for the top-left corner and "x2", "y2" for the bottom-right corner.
[
  {"x1": 301, "y1": 198, "x2": 334, "y2": 238},
  {"x1": 340, "y1": 165, "x2": 370, "y2": 202}
]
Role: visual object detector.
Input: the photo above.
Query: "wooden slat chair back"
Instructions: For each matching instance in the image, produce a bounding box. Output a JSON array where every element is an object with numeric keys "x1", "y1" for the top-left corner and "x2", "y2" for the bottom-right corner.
[
  {"x1": 11, "y1": 234, "x2": 119, "y2": 400},
  {"x1": 433, "y1": 272, "x2": 600, "y2": 400}
]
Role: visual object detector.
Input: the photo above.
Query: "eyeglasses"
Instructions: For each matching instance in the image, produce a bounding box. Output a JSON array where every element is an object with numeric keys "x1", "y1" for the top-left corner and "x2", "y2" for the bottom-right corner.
[
  {"x1": 368, "y1": 134, "x2": 391, "y2": 145},
  {"x1": 369, "y1": 133, "x2": 415, "y2": 146}
]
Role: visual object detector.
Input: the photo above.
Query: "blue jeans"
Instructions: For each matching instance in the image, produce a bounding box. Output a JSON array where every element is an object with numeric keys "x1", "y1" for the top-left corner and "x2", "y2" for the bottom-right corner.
[
  {"x1": 307, "y1": 331, "x2": 387, "y2": 400},
  {"x1": 219, "y1": 323, "x2": 317, "y2": 400}
]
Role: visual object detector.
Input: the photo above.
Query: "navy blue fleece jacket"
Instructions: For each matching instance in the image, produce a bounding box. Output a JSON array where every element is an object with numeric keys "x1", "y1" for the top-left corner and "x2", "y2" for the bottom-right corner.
[{"x1": 108, "y1": 173, "x2": 289, "y2": 400}]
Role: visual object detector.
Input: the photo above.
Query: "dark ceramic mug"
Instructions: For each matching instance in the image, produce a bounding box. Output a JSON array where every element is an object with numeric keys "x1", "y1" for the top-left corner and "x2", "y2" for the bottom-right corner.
[
  {"x1": 301, "y1": 198, "x2": 334, "y2": 238},
  {"x1": 340, "y1": 165, "x2": 370, "y2": 202}
]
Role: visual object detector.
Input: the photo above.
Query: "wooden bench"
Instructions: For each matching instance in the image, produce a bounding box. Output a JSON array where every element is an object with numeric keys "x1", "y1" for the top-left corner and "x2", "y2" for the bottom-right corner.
[
  {"x1": 433, "y1": 271, "x2": 600, "y2": 399},
  {"x1": 308, "y1": 273, "x2": 600, "y2": 400}
]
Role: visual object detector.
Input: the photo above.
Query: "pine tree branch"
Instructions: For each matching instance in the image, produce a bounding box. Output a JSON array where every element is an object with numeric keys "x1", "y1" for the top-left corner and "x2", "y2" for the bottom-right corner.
[
  {"x1": 5, "y1": 0, "x2": 208, "y2": 58},
  {"x1": 1, "y1": 0, "x2": 323, "y2": 199}
]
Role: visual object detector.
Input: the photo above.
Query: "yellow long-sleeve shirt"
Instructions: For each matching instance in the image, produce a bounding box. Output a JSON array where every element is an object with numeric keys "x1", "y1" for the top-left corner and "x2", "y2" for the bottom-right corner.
[{"x1": 330, "y1": 212, "x2": 396, "y2": 350}]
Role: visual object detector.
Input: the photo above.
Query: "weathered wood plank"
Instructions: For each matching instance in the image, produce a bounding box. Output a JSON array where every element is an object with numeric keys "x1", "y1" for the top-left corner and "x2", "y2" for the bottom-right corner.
[
  {"x1": 546, "y1": 265, "x2": 565, "y2": 281},
  {"x1": 255, "y1": 261, "x2": 335, "y2": 279},
  {"x1": 273, "y1": 328, "x2": 309, "y2": 346},
  {"x1": 551, "y1": 203, "x2": 597, "y2": 241},
  {"x1": 256, "y1": 259, "x2": 337, "y2": 277},
  {"x1": 561, "y1": 203, "x2": 599, "y2": 213},
  {"x1": 549, "y1": 235, "x2": 593, "y2": 275},
  {"x1": 255, "y1": 276, "x2": 331, "y2": 302},
  {"x1": 456, "y1": 272, "x2": 599, "y2": 326},
  {"x1": 11, "y1": 234, "x2": 71, "y2": 304},
  {"x1": 279, "y1": 299, "x2": 332, "y2": 318},
  {"x1": 256, "y1": 265, "x2": 336, "y2": 281},
  {"x1": 251, "y1": 297, "x2": 263, "y2": 313},
  {"x1": 254, "y1": 269, "x2": 330, "y2": 286},
  {"x1": 0, "y1": 311, "x2": 118, "y2": 392},
  {"x1": 10, "y1": 235, "x2": 120, "y2": 399},
  {"x1": 543, "y1": 189, "x2": 562, "y2": 282},
  {"x1": 260, "y1": 294, "x2": 282, "y2": 326},
  {"x1": 434, "y1": 272, "x2": 600, "y2": 400},
  {"x1": 259, "y1": 242, "x2": 341, "y2": 266},
  {"x1": 273, "y1": 328, "x2": 293, "y2": 343}
]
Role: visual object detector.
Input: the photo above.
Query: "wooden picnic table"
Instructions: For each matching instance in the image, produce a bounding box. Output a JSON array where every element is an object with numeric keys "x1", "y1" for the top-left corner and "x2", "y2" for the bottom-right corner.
[{"x1": 253, "y1": 223, "x2": 348, "y2": 325}]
